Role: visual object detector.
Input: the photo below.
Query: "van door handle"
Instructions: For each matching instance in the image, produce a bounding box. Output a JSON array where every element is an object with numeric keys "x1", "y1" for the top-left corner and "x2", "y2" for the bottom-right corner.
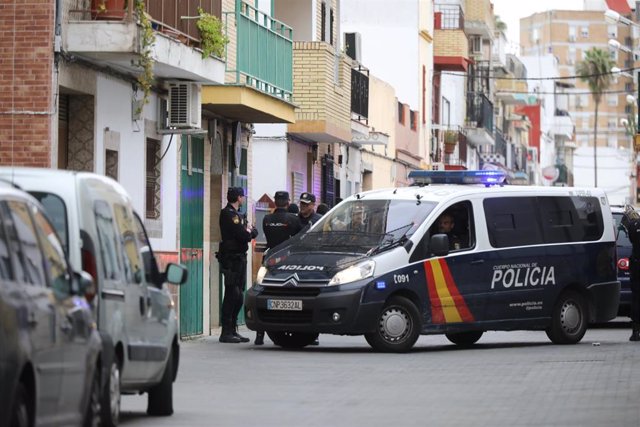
[{"x1": 470, "y1": 259, "x2": 484, "y2": 265}]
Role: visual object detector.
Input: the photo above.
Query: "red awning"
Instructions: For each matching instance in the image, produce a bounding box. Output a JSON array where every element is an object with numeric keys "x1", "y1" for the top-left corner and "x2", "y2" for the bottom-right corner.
[{"x1": 606, "y1": 0, "x2": 632, "y2": 14}]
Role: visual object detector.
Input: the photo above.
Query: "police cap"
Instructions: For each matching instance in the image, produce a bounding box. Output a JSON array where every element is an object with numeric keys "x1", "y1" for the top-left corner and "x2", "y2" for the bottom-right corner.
[
  {"x1": 227, "y1": 187, "x2": 245, "y2": 199},
  {"x1": 274, "y1": 191, "x2": 290, "y2": 201},
  {"x1": 299, "y1": 192, "x2": 316, "y2": 204}
]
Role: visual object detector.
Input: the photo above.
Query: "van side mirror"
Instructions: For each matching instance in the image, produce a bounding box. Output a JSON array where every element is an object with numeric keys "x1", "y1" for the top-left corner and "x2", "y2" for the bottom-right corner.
[
  {"x1": 73, "y1": 270, "x2": 97, "y2": 302},
  {"x1": 430, "y1": 234, "x2": 450, "y2": 257},
  {"x1": 165, "y1": 263, "x2": 188, "y2": 285}
]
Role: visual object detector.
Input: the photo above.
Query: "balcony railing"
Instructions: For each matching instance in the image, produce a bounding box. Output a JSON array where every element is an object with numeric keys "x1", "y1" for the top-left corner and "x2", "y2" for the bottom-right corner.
[
  {"x1": 351, "y1": 66, "x2": 369, "y2": 122},
  {"x1": 434, "y1": 4, "x2": 464, "y2": 30},
  {"x1": 494, "y1": 129, "x2": 508, "y2": 159},
  {"x1": 467, "y1": 93, "x2": 493, "y2": 133},
  {"x1": 229, "y1": 0, "x2": 293, "y2": 102}
]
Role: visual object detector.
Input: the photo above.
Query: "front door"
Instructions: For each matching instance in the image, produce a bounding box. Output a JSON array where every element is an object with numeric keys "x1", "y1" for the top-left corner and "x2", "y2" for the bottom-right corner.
[{"x1": 180, "y1": 135, "x2": 204, "y2": 337}]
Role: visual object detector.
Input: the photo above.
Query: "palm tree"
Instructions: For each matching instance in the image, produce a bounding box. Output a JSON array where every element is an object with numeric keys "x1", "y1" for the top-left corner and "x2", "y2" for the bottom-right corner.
[{"x1": 576, "y1": 48, "x2": 615, "y2": 187}]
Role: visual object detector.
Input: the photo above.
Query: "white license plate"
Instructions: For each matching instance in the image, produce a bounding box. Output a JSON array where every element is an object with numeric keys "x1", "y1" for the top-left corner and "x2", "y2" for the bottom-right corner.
[{"x1": 267, "y1": 299, "x2": 303, "y2": 311}]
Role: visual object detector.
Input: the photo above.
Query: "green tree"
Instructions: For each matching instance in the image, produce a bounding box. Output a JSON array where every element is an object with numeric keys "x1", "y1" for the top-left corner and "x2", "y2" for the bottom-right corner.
[
  {"x1": 576, "y1": 47, "x2": 615, "y2": 187},
  {"x1": 495, "y1": 15, "x2": 507, "y2": 33}
]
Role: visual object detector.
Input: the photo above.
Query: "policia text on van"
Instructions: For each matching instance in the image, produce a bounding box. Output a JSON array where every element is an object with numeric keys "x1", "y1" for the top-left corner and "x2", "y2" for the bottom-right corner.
[{"x1": 244, "y1": 171, "x2": 620, "y2": 352}]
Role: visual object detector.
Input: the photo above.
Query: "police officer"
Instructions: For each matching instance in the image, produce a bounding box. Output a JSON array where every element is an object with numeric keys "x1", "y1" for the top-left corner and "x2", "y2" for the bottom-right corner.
[
  {"x1": 436, "y1": 211, "x2": 464, "y2": 250},
  {"x1": 254, "y1": 191, "x2": 302, "y2": 345},
  {"x1": 298, "y1": 192, "x2": 322, "y2": 227},
  {"x1": 622, "y1": 206, "x2": 640, "y2": 341},
  {"x1": 218, "y1": 187, "x2": 258, "y2": 343}
]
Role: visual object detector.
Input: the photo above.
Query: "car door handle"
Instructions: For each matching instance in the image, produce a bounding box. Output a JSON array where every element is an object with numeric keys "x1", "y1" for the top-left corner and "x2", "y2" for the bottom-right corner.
[{"x1": 470, "y1": 259, "x2": 485, "y2": 265}]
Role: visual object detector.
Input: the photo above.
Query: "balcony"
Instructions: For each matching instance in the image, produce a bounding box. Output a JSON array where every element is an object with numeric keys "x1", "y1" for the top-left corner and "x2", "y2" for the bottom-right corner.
[
  {"x1": 287, "y1": 42, "x2": 353, "y2": 144},
  {"x1": 351, "y1": 65, "x2": 369, "y2": 123},
  {"x1": 433, "y1": 4, "x2": 469, "y2": 71},
  {"x1": 552, "y1": 109, "x2": 575, "y2": 140},
  {"x1": 464, "y1": 0, "x2": 495, "y2": 40},
  {"x1": 64, "y1": 0, "x2": 225, "y2": 83},
  {"x1": 465, "y1": 93, "x2": 495, "y2": 146},
  {"x1": 204, "y1": 0, "x2": 295, "y2": 123}
]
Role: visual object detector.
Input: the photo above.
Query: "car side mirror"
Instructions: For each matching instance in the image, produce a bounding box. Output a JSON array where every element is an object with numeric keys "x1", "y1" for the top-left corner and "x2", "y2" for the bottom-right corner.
[
  {"x1": 165, "y1": 263, "x2": 188, "y2": 285},
  {"x1": 430, "y1": 234, "x2": 450, "y2": 257}
]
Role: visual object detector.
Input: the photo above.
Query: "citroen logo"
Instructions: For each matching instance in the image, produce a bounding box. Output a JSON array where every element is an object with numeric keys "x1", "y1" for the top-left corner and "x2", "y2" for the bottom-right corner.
[{"x1": 283, "y1": 273, "x2": 300, "y2": 287}]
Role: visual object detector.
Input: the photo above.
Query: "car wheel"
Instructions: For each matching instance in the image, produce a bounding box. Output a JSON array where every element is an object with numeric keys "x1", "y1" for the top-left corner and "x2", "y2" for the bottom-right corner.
[
  {"x1": 545, "y1": 290, "x2": 587, "y2": 344},
  {"x1": 445, "y1": 331, "x2": 483, "y2": 347},
  {"x1": 84, "y1": 366, "x2": 102, "y2": 427},
  {"x1": 364, "y1": 296, "x2": 421, "y2": 353},
  {"x1": 101, "y1": 358, "x2": 121, "y2": 427},
  {"x1": 147, "y1": 349, "x2": 174, "y2": 416},
  {"x1": 10, "y1": 383, "x2": 31, "y2": 427},
  {"x1": 266, "y1": 331, "x2": 319, "y2": 349}
]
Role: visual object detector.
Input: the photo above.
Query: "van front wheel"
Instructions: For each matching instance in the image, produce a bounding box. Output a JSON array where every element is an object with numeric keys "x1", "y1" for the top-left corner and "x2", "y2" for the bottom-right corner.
[
  {"x1": 147, "y1": 349, "x2": 174, "y2": 416},
  {"x1": 365, "y1": 296, "x2": 421, "y2": 353},
  {"x1": 546, "y1": 291, "x2": 587, "y2": 344}
]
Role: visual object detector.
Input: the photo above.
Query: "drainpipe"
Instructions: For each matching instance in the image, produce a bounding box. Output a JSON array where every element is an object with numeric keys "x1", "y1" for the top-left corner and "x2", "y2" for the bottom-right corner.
[{"x1": 54, "y1": 0, "x2": 61, "y2": 52}]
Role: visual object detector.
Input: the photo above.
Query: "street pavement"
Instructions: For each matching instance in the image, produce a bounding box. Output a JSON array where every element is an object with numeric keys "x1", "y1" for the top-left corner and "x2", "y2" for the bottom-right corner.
[{"x1": 120, "y1": 319, "x2": 640, "y2": 427}]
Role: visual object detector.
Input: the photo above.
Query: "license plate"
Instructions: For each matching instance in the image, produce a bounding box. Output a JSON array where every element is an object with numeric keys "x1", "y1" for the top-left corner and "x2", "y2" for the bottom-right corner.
[{"x1": 267, "y1": 299, "x2": 302, "y2": 311}]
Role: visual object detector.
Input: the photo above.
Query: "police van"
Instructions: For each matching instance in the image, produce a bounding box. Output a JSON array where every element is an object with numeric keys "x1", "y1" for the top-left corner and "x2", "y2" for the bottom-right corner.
[{"x1": 244, "y1": 170, "x2": 620, "y2": 352}]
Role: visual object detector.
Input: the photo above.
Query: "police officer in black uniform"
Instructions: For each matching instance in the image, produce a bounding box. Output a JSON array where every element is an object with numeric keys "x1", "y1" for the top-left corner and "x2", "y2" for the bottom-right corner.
[
  {"x1": 298, "y1": 192, "x2": 322, "y2": 227},
  {"x1": 253, "y1": 191, "x2": 302, "y2": 345},
  {"x1": 621, "y1": 206, "x2": 640, "y2": 341},
  {"x1": 218, "y1": 187, "x2": 258, "y2": 343},
  {"x1": 436, "y1": 211, "x2": 465, "y2": 250}
]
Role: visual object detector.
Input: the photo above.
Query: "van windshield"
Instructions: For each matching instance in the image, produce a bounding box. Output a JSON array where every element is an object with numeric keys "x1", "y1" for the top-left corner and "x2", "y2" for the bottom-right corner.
[
  {"x1": 29, "y1": 192, "x2": 68, "y2": 253},
  {"x1": 295, "y1": 199, "x2": 436, "y2": 254}
]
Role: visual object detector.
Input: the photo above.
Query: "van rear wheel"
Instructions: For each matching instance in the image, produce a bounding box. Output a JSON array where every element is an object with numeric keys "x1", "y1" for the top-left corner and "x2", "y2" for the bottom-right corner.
[
  {"x1": 100, "y1": 358, "x2": 120, "y2": 427},
  {"x1": 445, "y1": 331, "x2": 483, "y2": 347},
  {"x1": 10, "y1": 383, "x2": 31, "y2": 427},
  {"x1": 364, "y1": 296, "x2": 421, "y2": 353},
  {"x1": 267, "y1": 331, "x2": 319, "y2": 348},
  {"x1": 546, "y1": 291, "x2": 587, "y2": 344}
]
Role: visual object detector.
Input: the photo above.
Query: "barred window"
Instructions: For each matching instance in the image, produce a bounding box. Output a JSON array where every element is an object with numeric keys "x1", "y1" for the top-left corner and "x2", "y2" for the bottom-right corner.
[{"x1": 146, "y1": 138, "x2": 161, "y2": 220}]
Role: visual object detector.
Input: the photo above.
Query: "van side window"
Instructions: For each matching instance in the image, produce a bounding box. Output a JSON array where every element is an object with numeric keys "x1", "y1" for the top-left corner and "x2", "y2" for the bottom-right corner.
[
  {"x1": 133, "y1": 212, "x2": 160, "y2": 285},
  {"x1": 0, "y1": 206, "x2": 12, "y2": 280},
  {"x1": 94, "y1": 200, "x2": 122, "y2": 280},
  {"x1": 113, "y1": 204, "x2": 143, "y2": 284},
  {"x1": 32, "y1": 207, "x2": 70, "y2": 294},
  {"x1": 5, "y1": 201, "x2": 46, "y2": 286},
  {"x1": 484, "y1": 197, "x2": 543, "y2": 247}
]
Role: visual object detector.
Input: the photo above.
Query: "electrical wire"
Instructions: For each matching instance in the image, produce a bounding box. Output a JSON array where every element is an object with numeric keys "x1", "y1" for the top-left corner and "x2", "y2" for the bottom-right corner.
[
  {"x1": 436, "y1": 66, "x2": 640, "y2": 81},
  {"x1": 496, "y1": 89, "x2": 635, "y2": 95}
]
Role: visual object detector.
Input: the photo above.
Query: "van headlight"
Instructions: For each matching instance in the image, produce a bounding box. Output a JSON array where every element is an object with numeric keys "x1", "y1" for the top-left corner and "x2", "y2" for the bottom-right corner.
[
  {"x1": 255, "y1": 266, "x2": 267, "y2": 285},
  {"x1": 328, "y1": 260, "x2": 375, "y2": 286}
]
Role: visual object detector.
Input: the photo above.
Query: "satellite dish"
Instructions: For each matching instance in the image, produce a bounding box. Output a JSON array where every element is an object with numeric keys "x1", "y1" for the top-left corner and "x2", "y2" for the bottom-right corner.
[
  {"x1": 542, "y1": 166, "x2": 559, "y2": 182},
  {"x1": 233, "y1": 121, "x2": 242, "y2": 169}
]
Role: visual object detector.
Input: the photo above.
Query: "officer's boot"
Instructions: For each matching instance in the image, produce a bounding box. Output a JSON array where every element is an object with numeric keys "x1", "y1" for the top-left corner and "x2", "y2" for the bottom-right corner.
[
  {"x1": 630, "y1": 323, "x2": 640, "y2": 342},
  {"x1": 255, "y1": 331, "x2": 265, "y2": 345},
  {"x1": 233, "y1": 326, "x2": 250, "y2": 343},
  {"x1": 219, "y1": 326, "x2": 242, "y2": 343}
]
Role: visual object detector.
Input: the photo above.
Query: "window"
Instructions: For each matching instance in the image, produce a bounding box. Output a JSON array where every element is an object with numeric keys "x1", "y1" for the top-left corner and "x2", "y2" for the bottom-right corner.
[
  {"x1": 610, "y1": 50, "x2": 618, "y2": 61},
  {"x1": 113, "y1": 204, "x2": 143, "y2": 284},
  {"x1": 146, "y1": 138, "x2": 161, "y2": 220},
  {"x1": 582, "y1": 118, "x2": 589, "y2": 130},
  {"x1": 608, "y1": 25, "x2": 618, "y2": 38},
  {"x1": 32, "y1": 208, "x2": 70, "y2": 293},
  {"x1": 105, "y1": 149, "x2": 118, "y2": 180},
  {"x1": 329, "y1": 7, "x2": 334, "y2": 46},
  {"x1": 320, "y1": 2, "x2": 326, "y2": 42},
  {"x1": 581, "y1": 26, "x2": 589, "y2": 38},
  {"x1": 0, "y1": 207, "x2": 12, "y2": 280},
  {"x1": 608, "y1": 118, "x2": 617, "y2": 129},
  {"x1": 398, "y1": 102, "x2": 405, "y2": 124},
  {"x1": 471, "y1": 36, "x2": 482, "y2": 53},
  {"x1": 607, "y1": 94, "x2": 618, "y2": 107},
  {"x1": 94, "y1": 200, "x2": 121, "y2": 281},
  {"x1": 581, "y1": 94, "x2": 589, "y2": 108},
  {"x1": 484, "y1": 197, "x2": 543, "y2": 248},
  {"x1": 568, "y1": 26, "x2": 576, "y2": 42},
  {"x1": 410, "y1": 110, "x2": 417, "y2": 131},
  {"x1": 626, "y1": 82, "x2": 634, "y2": 93},
  {"x1": 5, "y1": 201, "x2": 45, "y2": 285},
  {"x1": 29, "y1": 192, "x2": 68, "y2": 253},
  {"x1": 133, "y1": 212, "x2": 159, "y2": 285}
]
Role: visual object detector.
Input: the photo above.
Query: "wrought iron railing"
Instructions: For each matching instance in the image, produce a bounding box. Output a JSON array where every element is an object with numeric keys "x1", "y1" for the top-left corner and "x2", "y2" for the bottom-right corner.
[
  {"x1": 351, "y1": 66, "x2": 369, "y2": 122},
  {"x1": 494, "y1": 129, "x2": 508, "y2": 159},
  {"x1": 467, "y1": 93, "x2": 493, "y2": 133},
  {"x1": 434, "y1": 4, "x2": 464, "y2": 30}
]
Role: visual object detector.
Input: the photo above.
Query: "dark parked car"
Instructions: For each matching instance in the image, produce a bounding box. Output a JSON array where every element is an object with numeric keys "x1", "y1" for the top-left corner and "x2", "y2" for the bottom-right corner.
[
  {"x1": 0, "y1": 182, "x2": 103, "y2": 427},
  {"x1": 612, "y1": 206, "x2": 632, "y2": 316}
]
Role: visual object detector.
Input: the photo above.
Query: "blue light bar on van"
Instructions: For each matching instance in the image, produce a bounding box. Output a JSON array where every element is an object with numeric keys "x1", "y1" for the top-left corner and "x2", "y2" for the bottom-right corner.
[{"x1": 408, "y1": 170, "x2": 507, "y2": 186}]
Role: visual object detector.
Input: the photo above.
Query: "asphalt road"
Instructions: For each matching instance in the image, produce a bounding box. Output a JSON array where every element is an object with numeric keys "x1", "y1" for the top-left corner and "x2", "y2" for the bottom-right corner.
[{"x1": 120, "y1": 319, "x2": 640, "y2": 427}]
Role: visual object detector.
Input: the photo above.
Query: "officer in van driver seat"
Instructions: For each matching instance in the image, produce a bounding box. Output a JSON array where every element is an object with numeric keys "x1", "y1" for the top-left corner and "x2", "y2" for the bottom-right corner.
[
  {"x1": 218, "y1": 187, "x2": 258, "y2": 343},
  {"x1": 436, "y1": 211, "x2": 464, "y2": 250}
]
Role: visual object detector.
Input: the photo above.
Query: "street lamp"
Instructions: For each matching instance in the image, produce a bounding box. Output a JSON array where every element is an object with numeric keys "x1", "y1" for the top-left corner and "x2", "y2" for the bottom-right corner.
[
  {"x1": 612, "y1": 66, "x2": 634, "y2": 79},
  {"x1": 605, "y1": 9, "x2": 636, "y2": 26}
]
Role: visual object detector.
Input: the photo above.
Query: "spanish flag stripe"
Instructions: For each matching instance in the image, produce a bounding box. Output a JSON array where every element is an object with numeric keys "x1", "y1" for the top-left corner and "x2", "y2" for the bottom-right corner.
[
  {"x1": 430, "y1": 260, "x2": 463, "y2": 323},
  {"x1": 438, "y1": 258, "x2": 475, "y2": 322},
  {"x1": 424, "y1": 261, "x2": 445, "y2": 324}
]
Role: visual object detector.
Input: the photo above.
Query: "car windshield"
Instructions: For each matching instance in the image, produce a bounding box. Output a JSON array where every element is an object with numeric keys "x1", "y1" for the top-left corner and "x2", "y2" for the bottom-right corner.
[{"x1": 292, "y1": 199, "x2": 436, "y2": 255}]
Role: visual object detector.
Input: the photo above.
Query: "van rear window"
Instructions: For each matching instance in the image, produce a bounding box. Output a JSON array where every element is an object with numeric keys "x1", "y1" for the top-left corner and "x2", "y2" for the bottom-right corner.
[
  {"x1": 484, "y1": 196, "x2": 604, "y2": 248},
  {"x1": 29, "y1": 192, "x2": 68, "y2": 253}
]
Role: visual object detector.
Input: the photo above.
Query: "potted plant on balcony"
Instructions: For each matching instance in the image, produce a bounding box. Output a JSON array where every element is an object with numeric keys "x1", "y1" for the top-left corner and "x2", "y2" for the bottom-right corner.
[
  {"x1": 443, "y1": 130, "x2": 458, "y2": 154},
  {"x1": 196, "y1": 7, "x2": 229, "y2": 59},
  {"x1": 91, "y1": 0, "x2": 126, "y2": 20}
]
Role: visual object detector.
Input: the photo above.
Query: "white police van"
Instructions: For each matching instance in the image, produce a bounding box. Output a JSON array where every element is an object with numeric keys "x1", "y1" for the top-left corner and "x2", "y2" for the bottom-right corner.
[{"x1": 245, "y1": 170, "x2": 620, "y2": 352}]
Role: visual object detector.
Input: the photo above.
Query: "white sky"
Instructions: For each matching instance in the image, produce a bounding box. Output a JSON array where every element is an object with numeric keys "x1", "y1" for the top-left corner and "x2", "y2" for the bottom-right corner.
[{"x1": 492, "y1": 0, "x2": 584, "y2": 47}]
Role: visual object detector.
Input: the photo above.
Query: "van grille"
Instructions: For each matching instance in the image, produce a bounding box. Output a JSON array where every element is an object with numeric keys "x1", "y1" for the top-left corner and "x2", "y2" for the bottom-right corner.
[
  {"x1": 261, "y1": 287, "x2": 320, "y2": 297},
  {"x1": 257, "y1": 309, "x2": 313, "y2": 324}
]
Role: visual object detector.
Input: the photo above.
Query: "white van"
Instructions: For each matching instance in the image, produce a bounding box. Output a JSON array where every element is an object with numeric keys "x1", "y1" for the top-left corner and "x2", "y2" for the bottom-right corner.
[
  {"x1": 245, "y1": 170, "x2": 620, "y2": 352},
  {"x1": 0, "y1": 168, "x2": 187, "y2": 425}
]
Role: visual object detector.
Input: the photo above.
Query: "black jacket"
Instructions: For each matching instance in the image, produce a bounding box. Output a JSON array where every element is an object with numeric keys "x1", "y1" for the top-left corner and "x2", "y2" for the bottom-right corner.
[
  {"x1": 219, "y1": 203, "x2": 258, "y2": 255},
  {"x1": 299, "y1": 212, "x2": 322, "y2": 227},
  {"x1": 263, "y1": 208, "x2": 303, "y2": 250}
]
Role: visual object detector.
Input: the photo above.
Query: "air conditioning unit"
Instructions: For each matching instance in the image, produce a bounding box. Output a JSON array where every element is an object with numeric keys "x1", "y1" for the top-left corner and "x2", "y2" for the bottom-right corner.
[
  {"x1": 344, "y1": 32, "x2": 362, "y2": 62},
  {"x1": 166, "y1": 81, "x2": 202, "y2": 129},
  {"x1": 430, "y1": 162, "x2": 445, "y2": 171}
]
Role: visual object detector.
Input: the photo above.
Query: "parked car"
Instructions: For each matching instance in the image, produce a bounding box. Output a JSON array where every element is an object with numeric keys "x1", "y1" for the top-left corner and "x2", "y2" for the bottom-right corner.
[
  {"x1": 0, "y1": 181, "x2": 102, "y2": 427},
  {"x1": 0, "y1": 168, "x2": 188, "y2": 426},
  {"x1": 612, "y1": 205, "x2": 633, "y2": 316}
]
